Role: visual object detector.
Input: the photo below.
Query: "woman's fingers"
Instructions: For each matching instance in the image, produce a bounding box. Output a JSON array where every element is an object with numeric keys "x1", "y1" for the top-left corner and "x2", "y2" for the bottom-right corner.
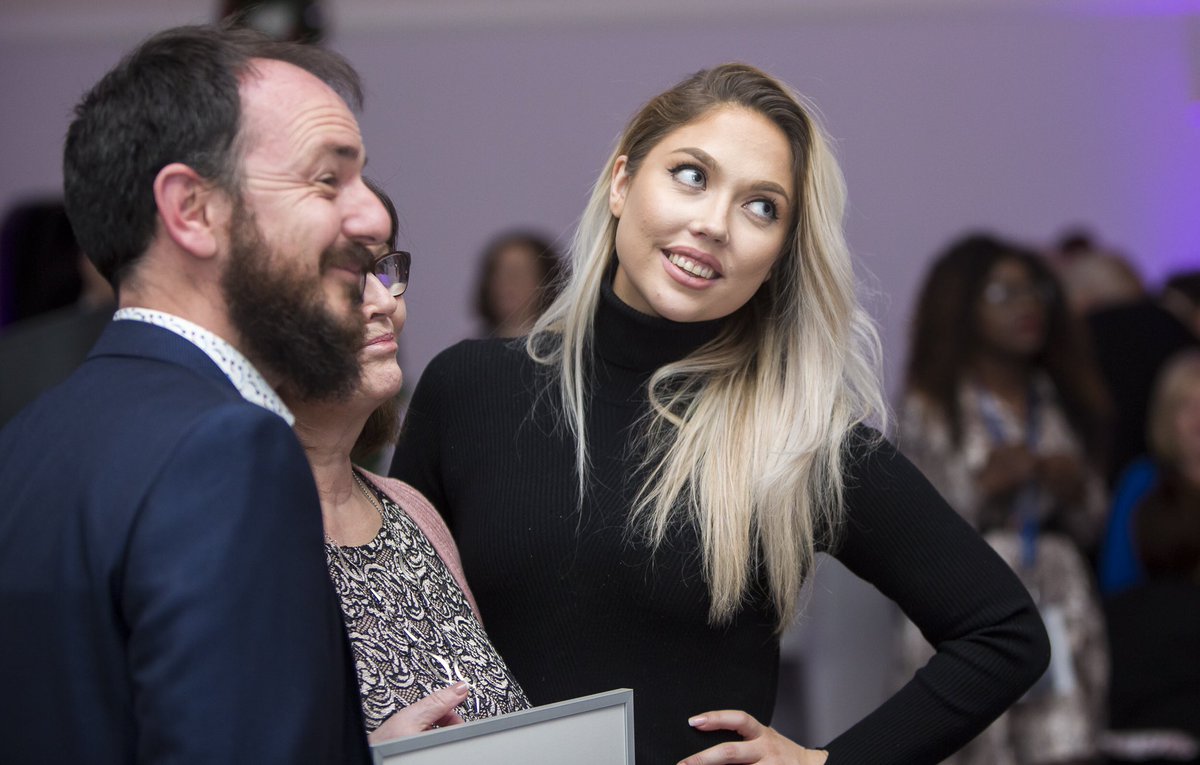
[
  {"x1": 367, "y1": 682, "x2": 471, "y2": 743},
  {"x1": 688, "y1": 710, "x2": 765, "y2": 739},
  {"x1": 678, "y1": 739, "x2": 759, "y2": 765},
  {"x1": 432, "y1": 707, "x2": 466, "y2": 729},
  {"x1": 679, "y1": 710, "x2": 828, "y2": 765}
]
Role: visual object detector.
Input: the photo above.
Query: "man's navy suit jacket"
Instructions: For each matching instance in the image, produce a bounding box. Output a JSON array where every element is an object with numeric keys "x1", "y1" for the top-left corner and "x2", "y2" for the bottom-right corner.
[{"x1": 0, "y1": 319, "x2": 369, "y2": 763}]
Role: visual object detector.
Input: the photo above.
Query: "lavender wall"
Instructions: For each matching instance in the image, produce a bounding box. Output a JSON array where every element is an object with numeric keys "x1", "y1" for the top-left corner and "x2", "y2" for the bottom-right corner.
[
  {"x1": 1, "y1": 6, "x2": 1197, "y2": 743},
  {"x1": 346, "y1": 11, "x2": 1200, "y2": 403},
  {"x1": 3, "y1": 9, "x2": 1196, "y2": 398}
]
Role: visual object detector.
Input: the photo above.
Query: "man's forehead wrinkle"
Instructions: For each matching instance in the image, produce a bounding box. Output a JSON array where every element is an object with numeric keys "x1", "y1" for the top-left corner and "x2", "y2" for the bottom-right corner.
[
  {"x1": 240, "y1": 93, "x2": 364, "y2": 174},
  {"x1": 285, "y1": 108, "x2": 364, "y2": 162}
]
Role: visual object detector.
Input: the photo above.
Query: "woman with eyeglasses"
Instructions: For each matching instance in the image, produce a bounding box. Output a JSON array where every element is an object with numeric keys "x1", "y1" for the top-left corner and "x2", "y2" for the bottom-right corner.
[
  {"x1": 897, "y1": 232, "x2": 1111, "y2": 765},
  {"x1": 284, "y1": 182, "x2": 530, "y2": 743},
  {"x1": 901, "y1": 233, "x2": 1111, "y2": 557}
]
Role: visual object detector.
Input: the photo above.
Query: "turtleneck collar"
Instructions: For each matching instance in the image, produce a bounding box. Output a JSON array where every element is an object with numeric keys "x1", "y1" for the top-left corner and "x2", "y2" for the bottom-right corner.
[{"x1": 593, "y1": 268, "x2": 726, "y2": 376}]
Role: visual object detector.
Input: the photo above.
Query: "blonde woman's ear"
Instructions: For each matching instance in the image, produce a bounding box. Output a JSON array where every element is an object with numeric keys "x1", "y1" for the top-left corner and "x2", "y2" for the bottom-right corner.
[{"x1": 609, "y1": 156, "x2": 631, "y2": 219}]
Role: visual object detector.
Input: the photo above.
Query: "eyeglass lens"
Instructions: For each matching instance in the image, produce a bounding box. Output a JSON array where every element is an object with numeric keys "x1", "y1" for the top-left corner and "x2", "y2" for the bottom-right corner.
[
  {"x1": 982, "y1": 281, "x2": 1053, "y2": 306},
  {"x1": 374, "y1": 251, "x2": 411, "y2": 297}
]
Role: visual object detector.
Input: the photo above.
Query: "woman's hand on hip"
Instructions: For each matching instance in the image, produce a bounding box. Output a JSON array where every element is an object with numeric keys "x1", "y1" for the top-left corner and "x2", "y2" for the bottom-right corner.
[
  {"x1": 678, "y1": 709, "x2": 829, "y2": 765},
  {"x1": 367, "y1": 682, "x2": 470, "y2": 744}
]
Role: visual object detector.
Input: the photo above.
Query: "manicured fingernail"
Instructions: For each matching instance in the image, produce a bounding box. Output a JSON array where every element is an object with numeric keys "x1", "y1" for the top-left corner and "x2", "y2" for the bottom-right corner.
[
  {"x1": 688, "y1": 716, "x2": 706, "y2": 727},
  {"x1": 451, "y1": 681, "x2": 470, "y2": 694}
]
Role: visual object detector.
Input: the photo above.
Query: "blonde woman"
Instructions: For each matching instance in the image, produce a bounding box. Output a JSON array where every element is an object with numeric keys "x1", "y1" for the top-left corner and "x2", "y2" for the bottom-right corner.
[{"x1": 391, "y1": 64, "x2": 1048, "y2": 764}]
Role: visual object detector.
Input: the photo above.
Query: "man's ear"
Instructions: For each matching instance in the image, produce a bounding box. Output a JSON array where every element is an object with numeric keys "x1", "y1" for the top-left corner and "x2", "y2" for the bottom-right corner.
[
  {"x1": 153, "y1": 163, "x2": 224, "y2": 259},
  {"x1": 609, "y1": 155, "x2": 630, "y2": 219}
]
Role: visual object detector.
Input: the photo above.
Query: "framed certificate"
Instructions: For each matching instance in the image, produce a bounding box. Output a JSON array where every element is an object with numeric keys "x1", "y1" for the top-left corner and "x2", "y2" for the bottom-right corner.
[{"x1": 370, "y1": 688, "x2": 635, "y2": 764}]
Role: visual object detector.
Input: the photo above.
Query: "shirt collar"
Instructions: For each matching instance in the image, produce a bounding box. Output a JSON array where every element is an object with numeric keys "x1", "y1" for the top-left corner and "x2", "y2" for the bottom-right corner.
[{"x1": 113, "y1": 307, "x2": 294, "y2": 425}]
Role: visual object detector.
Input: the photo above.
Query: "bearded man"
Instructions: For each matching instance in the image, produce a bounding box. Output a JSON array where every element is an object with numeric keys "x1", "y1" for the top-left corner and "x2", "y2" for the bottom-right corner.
[{"x1": 0, "y1": 23, "x2": 391, "y2": 764}]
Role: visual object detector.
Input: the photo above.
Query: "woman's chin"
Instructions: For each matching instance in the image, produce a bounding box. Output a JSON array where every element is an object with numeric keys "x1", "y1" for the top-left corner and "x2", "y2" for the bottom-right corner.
[{"x1": 357, "y1": 371, "x2": 403, "y2": 405}]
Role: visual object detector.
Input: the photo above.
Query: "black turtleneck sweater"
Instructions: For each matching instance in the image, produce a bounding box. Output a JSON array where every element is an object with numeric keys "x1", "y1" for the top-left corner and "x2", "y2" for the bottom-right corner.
[{"x1": 390, "y1": 283, "x2": 1049, "y2": 763}]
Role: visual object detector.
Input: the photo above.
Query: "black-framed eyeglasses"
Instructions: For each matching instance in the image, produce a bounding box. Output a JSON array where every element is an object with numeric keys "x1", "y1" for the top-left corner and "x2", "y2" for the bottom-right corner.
[{"x1": 362, "y1": 250, "x2": 411, "y2": 298}]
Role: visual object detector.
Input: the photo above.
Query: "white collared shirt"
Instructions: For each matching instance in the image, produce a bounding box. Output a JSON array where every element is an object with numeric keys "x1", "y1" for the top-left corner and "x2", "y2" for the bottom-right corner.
[{"x1": 113, "y1": 308, "x2": 294, "y2": 425}]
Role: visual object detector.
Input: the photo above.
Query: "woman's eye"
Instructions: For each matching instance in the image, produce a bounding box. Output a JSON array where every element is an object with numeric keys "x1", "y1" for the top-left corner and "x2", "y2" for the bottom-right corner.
[
  {"x1": 746, "y1": 199, "x2": 778, "y2": 221},
  {"x1": 670, "y1": 164, "x2": 706, "y2": 189}
]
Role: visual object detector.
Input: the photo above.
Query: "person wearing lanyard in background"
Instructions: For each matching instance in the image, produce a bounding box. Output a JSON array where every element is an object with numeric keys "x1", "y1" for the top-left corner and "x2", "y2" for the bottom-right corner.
[{"x1": 898, "y1": 232, "x2": 1111, "y2": 765}]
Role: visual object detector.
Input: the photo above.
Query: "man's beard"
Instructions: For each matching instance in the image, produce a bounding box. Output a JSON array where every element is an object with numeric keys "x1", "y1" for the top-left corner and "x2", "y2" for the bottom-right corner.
[{"x1": 222, "y1": 207, "x2": 371, "y2": 402}]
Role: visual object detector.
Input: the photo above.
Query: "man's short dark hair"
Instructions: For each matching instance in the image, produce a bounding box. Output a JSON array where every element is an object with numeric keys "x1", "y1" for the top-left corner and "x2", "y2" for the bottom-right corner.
[{"x1": 62, "y1": 23, "x2": 364, "y2": 288}]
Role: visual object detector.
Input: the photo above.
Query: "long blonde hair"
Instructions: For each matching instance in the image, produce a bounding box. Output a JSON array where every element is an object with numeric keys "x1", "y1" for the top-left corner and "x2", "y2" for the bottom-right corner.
[{"x1": 527, "y1": 63, "x2": 886, "y2": 630}]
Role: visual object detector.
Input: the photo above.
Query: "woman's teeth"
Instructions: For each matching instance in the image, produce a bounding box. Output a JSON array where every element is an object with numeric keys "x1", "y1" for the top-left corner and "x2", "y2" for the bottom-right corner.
[{"x1": 668, "y1": 253, "x2": 716, "y2": 280}]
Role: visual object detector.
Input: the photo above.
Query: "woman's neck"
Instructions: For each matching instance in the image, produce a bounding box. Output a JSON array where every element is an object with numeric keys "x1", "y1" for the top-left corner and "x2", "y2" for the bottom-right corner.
[
  {"x1": 494, "y1": 315, "x2": 534, "y2": 338},
  {"x1": 593, "y1": 272, "x2": 726, "y2": 374},
  {"x1": 970, "y1": 353, "x2": 1033, "y2": 410},
  {"x1": 291, "y1": 402, "x2": 382, "y2": 546}
]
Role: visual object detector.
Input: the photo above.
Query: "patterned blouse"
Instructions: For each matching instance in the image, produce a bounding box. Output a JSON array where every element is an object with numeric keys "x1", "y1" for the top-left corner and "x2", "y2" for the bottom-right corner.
[{"x1": 324, "y1": 472, "x2": 530, "y2": 731}]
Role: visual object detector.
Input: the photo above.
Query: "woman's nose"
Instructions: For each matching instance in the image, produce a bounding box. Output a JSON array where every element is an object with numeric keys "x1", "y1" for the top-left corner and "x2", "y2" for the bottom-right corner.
[{"x1": 362, "y1": 272, "x2": 398, "y2": 318}]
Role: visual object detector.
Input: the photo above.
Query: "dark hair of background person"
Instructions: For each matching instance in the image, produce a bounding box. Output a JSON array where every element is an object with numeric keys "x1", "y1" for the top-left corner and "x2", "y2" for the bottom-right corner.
[
  {"x1": 473, "y1": 231, "x2": 564, "y2": 330},
  {"x1": 62, "y1": 22, "x2": 362, "y2": 291},
  {"x1": 352, "y1": 178, "x2": 402, "y2": 464},
  {"x1": 907, "y1": 232, "x2": 1112, "y2": 463},
  {"x1": 1163, "y1": 270, "x2": 1200, "y2": 332},
  {"x1": 0, "y1": 199, "x2": 82, "y2": 328},
  {"x1": 1164, "y1": 271, "x2": 1200, "y2": 306},
  {"x1": 1055, "y1": 227, "x2": 1096, "y2": 260},
  {"x1": 220, "y1": 0, "x2": 325, "y2": 44}
]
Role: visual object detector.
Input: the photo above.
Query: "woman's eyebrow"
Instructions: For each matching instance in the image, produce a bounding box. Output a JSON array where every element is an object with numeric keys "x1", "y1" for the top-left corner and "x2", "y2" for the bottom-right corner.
[{"x1": 673, "y1": 146, "x2": 790, "y2": 202}]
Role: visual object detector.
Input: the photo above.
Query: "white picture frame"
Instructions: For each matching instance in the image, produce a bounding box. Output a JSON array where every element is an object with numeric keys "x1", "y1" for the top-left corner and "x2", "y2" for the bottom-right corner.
[{"x1": 370, "y1": 688, "x2": 635, "y2": 765}]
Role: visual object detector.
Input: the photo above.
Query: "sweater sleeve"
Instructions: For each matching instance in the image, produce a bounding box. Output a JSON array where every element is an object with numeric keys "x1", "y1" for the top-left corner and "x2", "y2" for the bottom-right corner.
[{"x1": 822, "y1": 430, "x2": 1051, "y2": 763}]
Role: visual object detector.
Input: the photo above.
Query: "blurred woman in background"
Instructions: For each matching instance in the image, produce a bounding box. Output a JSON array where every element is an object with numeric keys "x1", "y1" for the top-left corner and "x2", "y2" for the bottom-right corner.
[
  {"x1": 1102, "y1": 350, "x2": 1200, "y2": 765},
  {"x1": 473, "y1": 230, "x2": 562, "y2": 337},
  {"x1": 902, "y1": 233, "x2": 1110, "y2": 554},
  {"x1": 899, "y1": 232, "x2": 1111, "y2": 765}
]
